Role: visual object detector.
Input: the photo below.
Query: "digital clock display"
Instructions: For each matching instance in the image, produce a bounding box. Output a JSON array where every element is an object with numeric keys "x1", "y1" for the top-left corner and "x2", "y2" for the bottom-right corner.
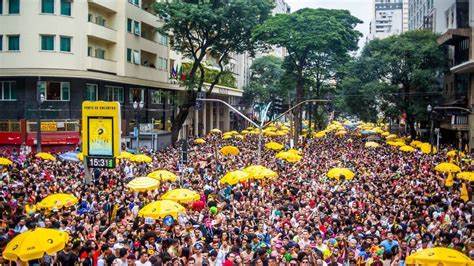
[{"x1": 86, "y1": 156, "x2": 115, "y2": 168}]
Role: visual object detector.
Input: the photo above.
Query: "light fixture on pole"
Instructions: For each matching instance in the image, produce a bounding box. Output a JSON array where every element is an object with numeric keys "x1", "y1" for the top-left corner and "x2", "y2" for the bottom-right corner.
[
  {"x1": 133, "y1": 100, "x2": 144, "y2": 150},
  {"x1": 427, "y1": 104, "x2": 433, "y2": 154}
]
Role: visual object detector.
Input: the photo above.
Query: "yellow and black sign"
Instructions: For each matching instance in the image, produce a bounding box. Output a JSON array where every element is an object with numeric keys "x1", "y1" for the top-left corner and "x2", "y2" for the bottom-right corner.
[
  {"x1": 41, "y1": 121, "x2": 57, "y2": 132},
  {"x1": 82, "y1": 101, "x2": 121, "y2": 161}
]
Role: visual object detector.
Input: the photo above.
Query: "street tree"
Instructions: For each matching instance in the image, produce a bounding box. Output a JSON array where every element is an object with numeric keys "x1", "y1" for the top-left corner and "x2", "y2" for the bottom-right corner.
[
  {"x1": 338, "y1": 30, "x2": 447, "y2": 137},
  {"x1": 155, "y1": 0, "x2": 274, "y2": 143},
  {"x1": 253, "y1": 8, "x2": 362, "y2": 135}
]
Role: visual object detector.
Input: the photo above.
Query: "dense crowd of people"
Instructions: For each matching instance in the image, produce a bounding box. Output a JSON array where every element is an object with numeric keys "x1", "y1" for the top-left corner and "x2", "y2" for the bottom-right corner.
[{"x1": 0, "y1": 130, "x2": 472, "y2": 265}]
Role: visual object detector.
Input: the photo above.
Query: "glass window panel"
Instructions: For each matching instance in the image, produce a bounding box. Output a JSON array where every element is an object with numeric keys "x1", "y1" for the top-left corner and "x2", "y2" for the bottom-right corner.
[
  {"x1": 9, "y1": 0, "x2": 19, "y2": 14},
  {"x1": 46, "y1": 82, "x2": 61, "y2": 100},
  {"x1": 60, "y1": 36, "x2": 71, "y2": 52},
  {"x1": 61, "y1": 82, "x2": 70, "y2": 101},
  {"x1": 127, "y1": 18, "x2": 132, "y2": 32},
  {"x1": 8, "y1": 35, "x2": 19, "y2": 51},
  {"x1": 41, "y1": 0, "x2": 54, "y2": 13},
  {"x1": 60, "y1": 0, "x2": 71, "y2": 16},
  {"x1": 41, "y1": 35, "x2": 54, "y2": 51}
]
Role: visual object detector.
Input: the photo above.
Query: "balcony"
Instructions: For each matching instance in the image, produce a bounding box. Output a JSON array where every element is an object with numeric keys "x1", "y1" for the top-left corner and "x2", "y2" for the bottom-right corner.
[
  {"x1": 86, "y1": 56, "x2": 117, "y2": 74},
  {"x1": 440, "y1": 115, "x2": 469, "y2": 131},
  {"x1": 88, "y1": 0, "x2": 117, "y2": 13},
  {"x1": 87, "y1": 22, "x2": 116, "y2": 43}
]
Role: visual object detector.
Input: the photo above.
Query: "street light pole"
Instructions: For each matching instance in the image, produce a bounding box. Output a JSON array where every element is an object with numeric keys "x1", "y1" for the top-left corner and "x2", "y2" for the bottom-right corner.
[
  {"x1": 133, "y1": 101, "x2": 144, "y2": 151},
  {"x1": 427, "y1": 104, "x2": 434, "y2": 154},
  {"x1": 36, "y1": 78, "x2": 45, "y2": 153}
]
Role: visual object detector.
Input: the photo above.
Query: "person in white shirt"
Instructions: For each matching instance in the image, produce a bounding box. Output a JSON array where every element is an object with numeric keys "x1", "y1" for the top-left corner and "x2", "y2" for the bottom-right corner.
[{"x1": 135, "y1": 251, "x2": 152, "y2": 266}]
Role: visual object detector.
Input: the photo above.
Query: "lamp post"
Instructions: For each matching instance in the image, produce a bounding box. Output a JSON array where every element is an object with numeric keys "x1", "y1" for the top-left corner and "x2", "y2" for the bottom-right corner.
[
  {"x1": 36, "y1": 92, "x2": 45, "y2": 152},
  {"x1": 427, "y1": 104, "x2": 434, "y2": 154},
  {"x1": 133, "y1": 100, "x2": 144, "y2": 151}
]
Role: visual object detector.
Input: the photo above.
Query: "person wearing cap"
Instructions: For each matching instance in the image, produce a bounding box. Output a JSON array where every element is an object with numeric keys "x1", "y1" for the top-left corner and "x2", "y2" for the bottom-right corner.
[{"x1": 191, "y1": 242, "x2": 204, "y2": 265}]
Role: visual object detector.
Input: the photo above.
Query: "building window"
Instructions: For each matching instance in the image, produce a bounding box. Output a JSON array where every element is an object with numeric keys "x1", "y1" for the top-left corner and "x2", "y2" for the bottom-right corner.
[
  {"x1": 8, "y1": 0, "x2": 19, "y2": 14},
  {"x1": 158, "y1": 34, "x2": 168, "y2": 46},
  {"x1": 60, "y1": 0, "x2": 71, "y2": 16},
  {"x1": 129, "y1": 88, "x2": 144, "y2": 103},
  {"x1": 126, "y1": 48, "x2": 132, "y2": 62},
  {"x1": 157, "y1": 57, "x2": 167, "y2": 71},
  {"x1": 85, "y1": 83, "x2": 98, "y2": 101},
  {"x1": 151, "y1": 90, "x2": 163, "y2": 104},
  {"x1": 128, "y1": 0, "x2": 139, "y2": 7},
  {"x1": 0, "y1": 0, "x2": 3, "y2": 14},
  {"x1": 41, "y1": 0, "x2": 54, "y2": 13},
  {"x1": 106, "y1": 86, "x2": 124, "y2": 102},
  {"x1": 38, "y1": 81, "x2": 70, "y2": 101},
  {"x1": 127, "y1": 18, "x2": 132, "y2": 32},
  {"x1": 0, "y1": 81, "x2": 17, "y2": 101},
  {"x1": 95, "y1": 48, "x2": 105, "y2": 59},
  {"x1": 88, "y1": 13, "x2": 92, "y2": 22},
  {"x1": 41, "y1": 35, "x2": 55, "y2": 51},
  {"x1": 8, "y1": 35, "x2": 19, "y2": 51},
  {"x1": 0, "y1": 35, "x2": 3, "y2": 51},
  {"x1": 133, "y1": 21, "x2": 141, "y2": 36},
  {"x1": 95, "y1": 16, "x2": 106, "y2": 27},
  {"x1": 60, "y1": 36, "x2": 71, "y2": 52}
]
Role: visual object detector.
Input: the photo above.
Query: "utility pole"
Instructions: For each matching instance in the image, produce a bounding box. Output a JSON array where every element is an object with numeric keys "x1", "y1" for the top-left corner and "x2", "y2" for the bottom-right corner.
[{"x1": 36, "y1": 77, "x2": 45, "y2": 152}]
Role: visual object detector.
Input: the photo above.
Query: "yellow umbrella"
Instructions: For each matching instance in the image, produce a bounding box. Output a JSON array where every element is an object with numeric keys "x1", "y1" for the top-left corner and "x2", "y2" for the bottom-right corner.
[
  {"x1": 241, "y1": 130, "x2": 249, "y2": 135},
  {"x1": 265, "y1": 142, "x2": 284, "y2": 151},
  {"x1": 385, "y1": 134, "x2": 398, "y2": 140},
  {"x1": 434, "y1": 162, "x2": 461, "y2": 173},
  {"x1": 222, "y1": 134, "x2": 233, "y2": 140},
  {"x1": 3, "y1": 228, "x2": 69, "y2": 262},
  {"x1": 210, "y1": 128, "x2": 222, "y2": 134},
  {"x1": 0, "y1": 157, "x2": 13, "y2": 165},
  {"x1": 130, "y1": 154, "x2": 152, "y2": 163},
  {"x1": 313, "y1": 131, "x2": 326, "y2": 138},
  {"x1": 447, "y1": 150, "x2": 465, "y2": 158},
  {"x1": 381, "y1": 132, "x2": 390, "y2": 137},
  {"x1": 327, "y1": 168, "x2": 355, "y2": 180},
  {"x1": 264, "y1": 131, "x2": 277, "y2": 137},
  {"x1": 275, "y1": 151, "x2": 302, "y2": 163},
  {"x1": 138, "y1": 200, "x2": 185, "y2": 219},
  {"x1": 194, "y1": 138, "x2": 206, "y2": 144},
  {"x1": 287, "y1": 149, "x2": 301, "y2": 155},
  {"x1": 400, "y1": 145, "x2": 416, "y2": 153},
  {"x1": 220, "y1": 170, "x2": 249, "y2": 185},
  {"x1": 148, "y1": 170, "x2": 178, "y2": 182},
  {"x1": 405, "y1": 247, "x2": 473, "y2": 266},
  {"x1": 126, "y1": 177, "x2": 160, "y2": 192},
  {"x1": 335, "y1": 130, "x2": 347, "y2": 137},
  {"x1": 365, "y1": 142, "x2": 380, "y2": 148},
  {"x1": 76, "y1": 152, "x2": 84, "y2": 161},
  {"x1": 410, "y1": 140, "x2": 423, "y2": 148},
  {"x1": 36, "y1": 193, "x2": 78, "y2": 210},
  {"x1": 420, "y1": 143, "x2": 437, "y2": 154},
  {"x1": 220, "y1": 145, "x2": 240, "y2": 156},
  {"x1": 35, "y1": 152, "x2": 56, "y2": 161},
  {"x1": 117, "y1": 151, "x2": 133, "y2": 159},
  {"x1": 243, "y1": 165, "x2": 278, "y2": 180},
  {"x1": 457, "y1": 171, "x2": 474, "y2": 182},
  {"x1": 161, "y1": 188, "x2": 200, "y2": 204},
  {"x1": 234, "y1": 134, "x2": 244, "y2": 140}
]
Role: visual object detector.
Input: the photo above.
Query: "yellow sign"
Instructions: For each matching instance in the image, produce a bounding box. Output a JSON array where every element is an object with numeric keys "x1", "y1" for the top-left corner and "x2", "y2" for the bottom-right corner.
[
  {"x1": 41, "y1": 122, "x2": 57, "y2": 132},
  {"x1": 82, "y1": 101, "x2": 121, "y2": 157}
]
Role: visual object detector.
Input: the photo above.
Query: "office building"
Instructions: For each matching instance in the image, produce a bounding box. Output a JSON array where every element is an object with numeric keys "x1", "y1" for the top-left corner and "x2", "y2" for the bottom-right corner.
[{"x1": 369, "y1": 0, "x2": 404, "y2": 39}]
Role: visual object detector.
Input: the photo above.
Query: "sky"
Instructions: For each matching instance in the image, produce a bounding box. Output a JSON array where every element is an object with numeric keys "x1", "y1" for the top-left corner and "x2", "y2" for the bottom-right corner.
[{"x1": 285, "y1": 0, "x2": 373, "y2": 50}]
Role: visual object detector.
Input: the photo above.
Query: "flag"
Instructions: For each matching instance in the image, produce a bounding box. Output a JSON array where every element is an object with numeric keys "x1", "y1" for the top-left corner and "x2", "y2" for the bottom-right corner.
[
  {"x1": 171, "y1": 65, "x2": 177, "y2": 79},
  {"x1": 445, "y1": 173, "x2": 454, "y2": 187},
  {"x1": 180, "y1": 65, "x2": 187, "y2": 81},
  {"x1": 460, "y1": 183, "x2": 469, "y2": 202}
]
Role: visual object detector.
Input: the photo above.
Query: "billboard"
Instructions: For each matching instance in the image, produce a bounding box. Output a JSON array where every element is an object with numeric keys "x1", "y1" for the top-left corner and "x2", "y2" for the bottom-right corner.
[{"x1": 82, "y1": 101, "x2": 121, "y2": 159}]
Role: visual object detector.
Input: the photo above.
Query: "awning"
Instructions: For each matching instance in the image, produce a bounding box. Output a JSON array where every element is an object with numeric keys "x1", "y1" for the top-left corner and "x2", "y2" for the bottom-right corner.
[
  {"x1": 437, "y1": 28, "x2": 471, "y2": 45},
  {"x1": 450, "y1": 60, "x2": 474, "y2": 74}
]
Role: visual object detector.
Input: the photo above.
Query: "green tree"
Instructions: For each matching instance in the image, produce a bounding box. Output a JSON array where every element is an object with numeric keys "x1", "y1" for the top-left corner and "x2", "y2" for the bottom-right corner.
[
  {"x1": 155, "y1": 0, "x2": 274, "y2": 142},
  {"x1": 242, "y1": 55, "x2": 287, "y2": 105},
  {"x1": 253, "y1": 8, "x2": 362, "y2": 136},
  {"x1": 338, "y1": 30, "x2": 447, "y2": 137}
]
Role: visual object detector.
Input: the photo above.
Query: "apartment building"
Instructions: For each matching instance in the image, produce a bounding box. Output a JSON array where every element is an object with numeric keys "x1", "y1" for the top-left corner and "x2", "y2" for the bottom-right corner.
[
  {"x1": 0, "y1": 0, "x2": 242, "y2": 150},
  {"x1": 369, "y1": 0, "x2": 404, "y2": 40}
]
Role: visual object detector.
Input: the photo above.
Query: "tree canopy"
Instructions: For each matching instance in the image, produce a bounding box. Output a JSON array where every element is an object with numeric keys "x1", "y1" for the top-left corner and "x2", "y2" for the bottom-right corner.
[
  {"x1": 338, "y1": 30, "x2": 447, "y2": 135},
  {"x1": 155, "y1": 0, "x2": 274, "y2": 142}
]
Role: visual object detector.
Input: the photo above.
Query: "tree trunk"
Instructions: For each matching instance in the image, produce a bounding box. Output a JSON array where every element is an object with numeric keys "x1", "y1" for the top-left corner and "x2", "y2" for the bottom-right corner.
[
  {"x1": 294, "y1": 76, "x2": 304, "y2": 144},
  {"x1": 171, "y1": 91, "x2": 196, "y2": 144}
]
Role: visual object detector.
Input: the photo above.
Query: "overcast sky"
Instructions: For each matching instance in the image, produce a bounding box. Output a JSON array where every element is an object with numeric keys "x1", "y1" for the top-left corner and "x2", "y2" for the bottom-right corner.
[{"x1": 285, "y1": 0, "x2": 373, "y2": 50}]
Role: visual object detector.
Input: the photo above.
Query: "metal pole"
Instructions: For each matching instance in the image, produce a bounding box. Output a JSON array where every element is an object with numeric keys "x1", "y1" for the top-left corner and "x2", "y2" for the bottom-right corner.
[
  {"x1": 198, "y1": 98, "x2": 259, "y2": 128},
  {"x1": 430, "y1": 113, "x2": 434, "y2": 154},
  {"x1": 257, "y1": 103, "x2": 272, "y2": 165},
  {"x1": 263, "y1": 99, "x2": 330, "y2": 129},
  {"x1": 37, "y1": 104, "x2": 42, "y2": 153}
]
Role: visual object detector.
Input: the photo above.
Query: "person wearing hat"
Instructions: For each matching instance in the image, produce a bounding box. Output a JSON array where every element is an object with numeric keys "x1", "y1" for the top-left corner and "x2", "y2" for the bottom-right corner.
[{"x1": 191, "y1": 242, "x2": 204, "y2": 265}]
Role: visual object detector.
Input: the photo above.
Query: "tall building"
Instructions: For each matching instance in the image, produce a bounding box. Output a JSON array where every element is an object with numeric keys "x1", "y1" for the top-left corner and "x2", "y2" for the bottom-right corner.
[
  {"x1": 0, "y1": 0, "x2": 242, "y2": 151},
  {"x1": 402, "y1": 0, "x2": 410, "y2": 32},
  {"x1": 369, "y1": 0, "x2": 404, "y2": 39}
]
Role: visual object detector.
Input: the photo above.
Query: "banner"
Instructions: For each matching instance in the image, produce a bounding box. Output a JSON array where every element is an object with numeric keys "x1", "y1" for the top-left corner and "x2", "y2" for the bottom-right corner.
[{"x1": 41, "y1": 122, "x2": 57, "y2": 132}]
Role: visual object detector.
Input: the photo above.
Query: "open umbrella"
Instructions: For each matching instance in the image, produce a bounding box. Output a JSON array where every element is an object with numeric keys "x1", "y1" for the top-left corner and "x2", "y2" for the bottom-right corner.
[
  {"x1": 36, "y1": 193, "x2": 78, "y2": 210},
  {"x1": 400, "y1": 145, "x2": 416, "y2": 153},
  {"x1": 220, "y1": 146, "x2": 240, "y2": 156},
  {"x1": 457, "y1": 171, "x2": 474, "y2": 182},
  {"x1": 385, "y1": 134, "x2": 398, "y2": 140},
  {"x1": 420, "y1": 143, "x2": 437, "y2": 154},
  {"x1": 410, "y1": 140, "x2": 423, "y2": 148},
  {"x1": 3, "y1": 228, "x2": 69, "y2": 262},
  {"x1": 313, "y1": 131, "x2": 326, "y2": 138},
  {"x1": 161, "y1": 188, "x2": 200, "y2": 204},
  {"x1": 365, "y1": 142, "x2": 380, "y2": 148},
  {"x1": 0, "y1": 157, "x2": 13, "y2": 165},
  {"x1": 220, "y1": 170, "x2": 249, "y2": 185},
  {"x1": 148, "y1": 170, "x2": 178, "y2": 182},
  {"x1": 138, "y1": 200, "x2": 185, "y2": 219},
  {"x1": 126, "y1": 177, "x2": 160, "y2": 192},
  {"x1": 130, "y1": 154, "x2": 152, "y2": 163},
  {"x1": 117, "y1": 151, "x2": 133, "y2": 159},
  {"x1": 335, "y1": 130, "x2": 347, "y2": 137},
  {"x1": 194, "y1": 138, "x2": 206, "y2": 144},
  {"x1": 275, "y1": 151, "x2": 302, "y2": 163},
  {"x1": 434, "y1": 162, "x2": 461, "y2": 173},
  {"x1": 222, "y1": 134, "x2": 233, "y2": 140},
  {"x1": 327, "y1": 168, "x2": 355, "y2": 181},
  {"x1": 265, "y1": 142, "x2": 284, "y2": 151},
  {"x1": 58, "y1": 152, "x2": 80, "y2": 162},
  {"x1": 210, "y1": 128, "x2": 222, "y2": 134},
  {"x1": 405, "y1": 247, "x2": 473, "y2": 266},
  {"x1": 447, "y1": 150, "x2": 465, "y2": 158},
  {"x1": 243, "y1": 165, "x2": 278, "y2": 180},
  {"x1": 35, "y1": 152, "x2": 56, "y2": 161}
]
